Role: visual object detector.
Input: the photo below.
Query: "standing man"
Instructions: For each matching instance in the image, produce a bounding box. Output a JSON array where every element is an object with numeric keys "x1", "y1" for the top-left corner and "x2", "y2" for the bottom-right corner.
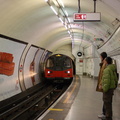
[
  {"x1": 101, "y1": 57, "x2": 118, "y2": 120},
  {"x1": 96, "y1": 52, "x2": 107, "y2": 119}
]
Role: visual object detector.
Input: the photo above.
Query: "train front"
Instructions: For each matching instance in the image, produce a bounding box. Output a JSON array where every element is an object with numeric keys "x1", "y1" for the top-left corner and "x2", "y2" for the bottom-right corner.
[{"x1": 45, "y1": 54, "x2": 73, "y2": 83}]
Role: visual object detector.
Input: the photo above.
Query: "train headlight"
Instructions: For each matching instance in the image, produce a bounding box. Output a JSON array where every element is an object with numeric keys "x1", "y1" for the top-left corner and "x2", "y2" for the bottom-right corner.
[
  {"x1": 48, "y1": 71, "x2": 52, "y2": 73},
  {"x1": 67, "y1": 71, "x2": 70, "y2": 73},
  {"x1": 48, "y1": 71, "x2": 50, "y2": 73},
  {"x1": 65, "y1": 71, "x2": 70, "y2": 73}
]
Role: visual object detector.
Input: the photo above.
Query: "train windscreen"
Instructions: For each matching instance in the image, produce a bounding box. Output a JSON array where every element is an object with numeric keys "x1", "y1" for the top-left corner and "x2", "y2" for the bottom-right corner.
[
  {"x1": 46, "y1": 56, "x2": 72, "y2": 70},
  {"x1": 63, "y1": 57, "x2": 71, "y2": 68},
  {"x1": 46, "y1": 58, "x2": 54, "y2": 68}
]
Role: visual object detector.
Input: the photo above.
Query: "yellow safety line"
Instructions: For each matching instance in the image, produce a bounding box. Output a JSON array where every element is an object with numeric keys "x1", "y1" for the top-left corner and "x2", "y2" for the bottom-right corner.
[
  {"x1": 48, "y1": 108, "x2": 63, "y2": 111},
  {"x1": 63, "y1": 81, "x2": 77, "y2": 103}
]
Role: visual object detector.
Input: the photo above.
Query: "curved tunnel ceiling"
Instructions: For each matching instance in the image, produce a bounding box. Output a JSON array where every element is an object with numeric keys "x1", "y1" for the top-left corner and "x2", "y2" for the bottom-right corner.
[{"x1": 0, "y1": 0, "x2": 120, "y2": 52}]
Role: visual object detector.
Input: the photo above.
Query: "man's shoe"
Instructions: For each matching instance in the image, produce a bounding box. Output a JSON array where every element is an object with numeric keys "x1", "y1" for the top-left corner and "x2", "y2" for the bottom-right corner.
[{"x1": 98, "y1": 114, "x2": 106, "y2": 119}]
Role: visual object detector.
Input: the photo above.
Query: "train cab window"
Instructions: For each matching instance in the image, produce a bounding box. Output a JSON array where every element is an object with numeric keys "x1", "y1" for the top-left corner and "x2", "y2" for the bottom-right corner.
[
  {"x1": 46, "y1": 59, "x2": 54, "y2": 68},
  {"x1": 64, "y1": 58, "x2": 71, "y2": 68}
]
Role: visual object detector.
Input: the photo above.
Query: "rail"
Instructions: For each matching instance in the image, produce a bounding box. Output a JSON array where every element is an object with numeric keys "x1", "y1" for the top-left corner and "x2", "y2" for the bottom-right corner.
[{"x1": 0, "y1": 83, "x2": 69, "y2": 120}]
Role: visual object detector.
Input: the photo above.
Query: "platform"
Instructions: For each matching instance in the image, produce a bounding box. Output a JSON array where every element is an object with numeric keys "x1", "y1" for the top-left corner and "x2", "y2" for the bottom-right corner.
[{"x1": 37, "y1": 75, "x2": 120, "y2": 120}]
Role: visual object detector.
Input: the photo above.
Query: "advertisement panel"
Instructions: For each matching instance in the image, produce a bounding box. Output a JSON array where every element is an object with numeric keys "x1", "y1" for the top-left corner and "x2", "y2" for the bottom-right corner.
[
  {"x1": 24, "y1": 46, "x2": 44, "y2": 89},
  {"x1": 0, "y1": 35, "x2": 27, "y2": 101}
]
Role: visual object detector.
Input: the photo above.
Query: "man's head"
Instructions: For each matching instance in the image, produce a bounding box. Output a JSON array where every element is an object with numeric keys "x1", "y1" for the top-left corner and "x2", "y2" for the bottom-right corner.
[
  {"x1": 100, "y1": 52, "x2": 107, "y2": 61},
  {"x1": 105, "y1": 57, "x2": 112, "y2": 65}
]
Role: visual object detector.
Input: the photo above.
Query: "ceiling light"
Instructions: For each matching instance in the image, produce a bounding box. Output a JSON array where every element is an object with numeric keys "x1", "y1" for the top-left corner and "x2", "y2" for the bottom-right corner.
[
  {"x1": 68, "y1": 24, "x2": 71, "y2": 29},
  {"x1": 65, "y1": 11, "x2": 68, "y2": 16},
  {"x1": 64, "y1": 25, "x2": 68, "y2": 29},
  {"x1": 68, "y1": 31, "x2": 70, "y2": 34},
  {"x1": 59, "y1": 17, "x2": 64, "y2": 24},
  {"x1": 68, "y1": 18, "x2": 71, "y2": 23},
  {"x1": 50, "y1": 6, "x2": 58, "y2": 15},
  {"x1": 58, "y1": 0, "x2": 64, "y2": 8}
]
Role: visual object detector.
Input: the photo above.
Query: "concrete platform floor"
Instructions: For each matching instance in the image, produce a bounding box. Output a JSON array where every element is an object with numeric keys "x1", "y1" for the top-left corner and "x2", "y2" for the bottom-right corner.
[
  {"x1": 65, "y1": 75, "x2": 120, "y2": 120},
  {"x1": 38, "y1": 75, "x2": 120, "y2": 120}
]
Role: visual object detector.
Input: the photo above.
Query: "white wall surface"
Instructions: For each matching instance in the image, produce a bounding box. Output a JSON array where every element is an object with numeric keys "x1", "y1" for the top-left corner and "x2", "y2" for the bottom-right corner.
[
  {"x1": 83, "y1": 45, "x2": 100, "y2": 77},
  {"x1": 72, "y1": 45, "x2": 84, "y2": 74},
  {"x1": 24, "y1": 46, "x2": 39, "y2": 89},
  {"x1": 53, "y1": 44, "x2": 75, "y2": 60},
  {"x1": 98, "y1": 27, "x2": 120, "y2": 84},
  {"x1": 0, "y1": 37, "x2": 26, "y2": 101}
]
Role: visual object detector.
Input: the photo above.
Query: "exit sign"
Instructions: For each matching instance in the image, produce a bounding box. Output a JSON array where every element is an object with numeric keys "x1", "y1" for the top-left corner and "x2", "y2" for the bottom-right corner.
[
  {"x1": 75, "y1": 14, "x2": 87, "y2": 20},
  {"x1": 73, "y1": 13, "x2": 101, "y2": 22}
]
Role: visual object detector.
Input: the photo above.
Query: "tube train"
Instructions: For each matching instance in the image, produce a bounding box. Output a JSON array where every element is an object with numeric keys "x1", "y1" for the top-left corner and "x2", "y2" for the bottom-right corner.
[{"x1": 45, "y1": 54, "x2": 73, "y2": 83}]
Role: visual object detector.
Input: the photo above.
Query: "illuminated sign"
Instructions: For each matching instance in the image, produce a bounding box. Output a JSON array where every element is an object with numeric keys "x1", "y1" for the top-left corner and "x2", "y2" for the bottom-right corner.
[
  {"x1": 73, "y1": 13, "x2": 101, "y2": 22},
  {"x1": 94, "y1": 38, "x2": 104, "y2": 42},
  {"x1": 74, "y1": 14, "x2": 87, "y2": 20}
]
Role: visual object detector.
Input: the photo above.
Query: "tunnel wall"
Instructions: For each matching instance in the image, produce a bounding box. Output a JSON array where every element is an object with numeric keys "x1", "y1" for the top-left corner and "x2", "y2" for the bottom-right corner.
[
  {"x1": 52, "y1": 45, "x2": 75, "y2": 60},
  {"x1": 0, "y1": 34, "x2": 52, "y2": 101},
  {"x1": 72, "y1": 44, "x2": 100, "y2": 77},
  {"x1": 98, "y1": 26, "x2": 120, "y2": 84},
  {"x1": 83, "y1": 45, "x2": 100, "y2": 77}
]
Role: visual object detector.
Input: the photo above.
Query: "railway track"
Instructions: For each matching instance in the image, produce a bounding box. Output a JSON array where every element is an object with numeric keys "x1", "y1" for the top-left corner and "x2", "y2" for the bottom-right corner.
[{"x1": 0, "y1": 82, "x2": 69, "y2": 120}]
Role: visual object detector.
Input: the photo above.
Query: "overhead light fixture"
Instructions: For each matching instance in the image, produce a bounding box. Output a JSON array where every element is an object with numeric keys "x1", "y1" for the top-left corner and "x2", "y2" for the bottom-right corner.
[
  {"x1": 59, "y1": 17, "x2": 64, "y2": 24},
  {"x1": 64, "y1": 24, "x2": 68, "y2": 29},
  {"x1": 70, "y1": 35, "x2": 72, "y2": 38},
  {"x1": 45, "y1": 0, "x2": 73, "y2": 40},
  {"x1": 65, "y1": 11, "x2": 68, "y2": 16},
  {"x1": 50, "y1": 6, "x2": 58, "y2": 15},
  {"x1": 68, "y1": 24, "x2": 71, "y2": 28},
  {"x1": 68, "y1": 18, "x2": 71, "y2": 23},
  {"x1": 58, "y1": 0, "x2": 64, "y2": 8},
  {"x1": 68, "y1": 31, "x2": 70, "y2": 34},
  {"x1": 45, "y1": 0, "x2": 49, "y2": 2}
]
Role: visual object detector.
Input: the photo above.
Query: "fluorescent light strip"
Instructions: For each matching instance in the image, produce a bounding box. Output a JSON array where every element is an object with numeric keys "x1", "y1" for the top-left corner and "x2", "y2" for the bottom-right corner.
[
  {"x1": 64, "y1": 25, "x2": 68, "y2": 29},
  {"x1": 59, "y1": 0, "x2": 64, "y2": 8},
  {"x1": 68, "y1": 18, "x2": 71, "y2": 23},
  {"x1": 68, "y1": 24, "x2": 71, "y2": 28},
  {"x1": 68, "y1": 31, "x2": 70, "y2": 34},
  {"x1": 70, "y1": 35, "x2": 72, "y2": 38},
  {"x1": 65, "y1": 11, "x2": 68, "y2": 16},
  {"x1": 47, "y1": 1, "x2": 72, "y2": 38},
  {"x1": 59, "y1": 17, "x2": 64, "y2": 24},
  {"x1": 50, "y1": 6, "x2": 58, "y2": 15}
]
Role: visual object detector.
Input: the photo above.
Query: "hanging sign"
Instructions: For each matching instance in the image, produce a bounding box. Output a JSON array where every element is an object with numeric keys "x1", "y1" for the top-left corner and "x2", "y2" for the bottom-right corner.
[{"x1": 73, "y1": 12, "x2": 101, "y2": 22}]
